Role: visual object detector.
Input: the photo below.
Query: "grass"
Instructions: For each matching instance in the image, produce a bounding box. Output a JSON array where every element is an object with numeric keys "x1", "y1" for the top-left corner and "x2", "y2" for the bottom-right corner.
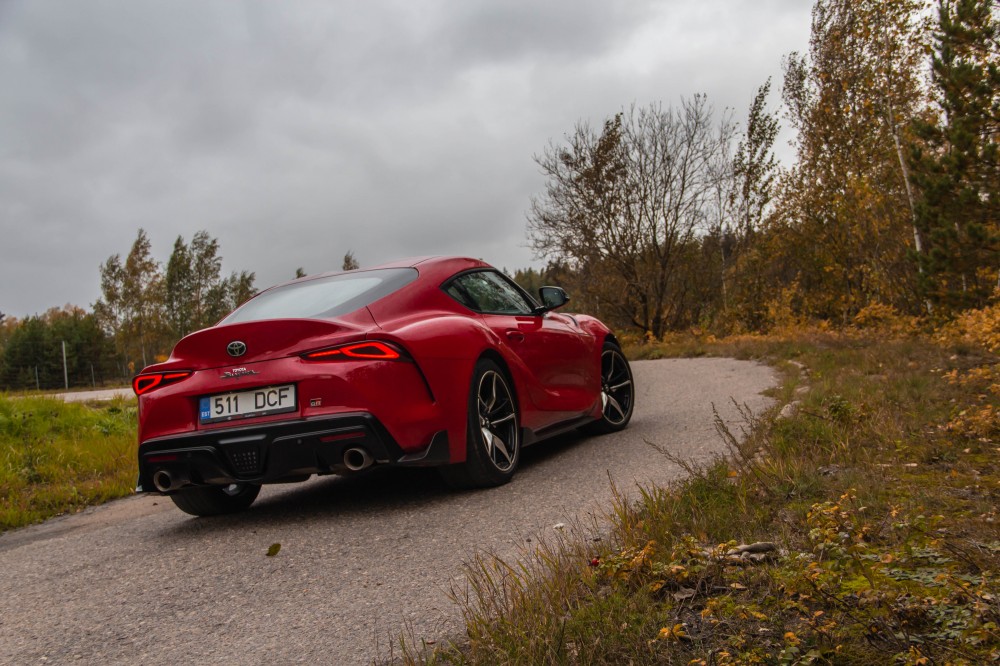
[
  {"x1": 402, "y1": 330, "x2": 999, "y2": 665},
  {"x1": 0, "y1": 395, "x2": 138, "y2": 531}
]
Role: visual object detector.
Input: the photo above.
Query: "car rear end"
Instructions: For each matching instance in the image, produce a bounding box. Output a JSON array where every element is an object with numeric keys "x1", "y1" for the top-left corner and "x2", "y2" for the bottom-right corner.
[{"x1": 134, "y1": 267, "x2": 450, "y2": 498}]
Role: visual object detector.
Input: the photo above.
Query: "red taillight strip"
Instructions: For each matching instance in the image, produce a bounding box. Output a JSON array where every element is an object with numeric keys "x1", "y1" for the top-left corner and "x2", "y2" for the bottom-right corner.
[
  {"x1": 132, "y1": 371, "x2": 193, "y2": 396},
  {"x1": 303, "y1": 341, "x2": 402, "y2": 361}
]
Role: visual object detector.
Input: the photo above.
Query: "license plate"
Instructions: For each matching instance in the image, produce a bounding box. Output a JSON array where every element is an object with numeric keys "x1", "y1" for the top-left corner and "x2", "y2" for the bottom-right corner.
[{"x1": 199, "y1": 384, "x2": 297, "y2": 424}]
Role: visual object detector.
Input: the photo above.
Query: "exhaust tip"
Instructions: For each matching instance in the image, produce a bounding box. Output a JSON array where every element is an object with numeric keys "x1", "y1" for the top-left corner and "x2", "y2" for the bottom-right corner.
[
  {"x1": 152, "y1": 470, "x2": 173, "y2": 493},
  {"x1": 343, "y1": 447, "x2": 374, "y2": 472},
  {"x1": 151, "y1": 468, "x2": 190, "y2": 492}
]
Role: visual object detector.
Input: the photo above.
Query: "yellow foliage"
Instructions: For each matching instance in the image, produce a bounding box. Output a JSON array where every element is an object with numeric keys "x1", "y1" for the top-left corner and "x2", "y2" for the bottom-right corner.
[
  {"x1": 937, "y1": 301, "x2": 1000, "y2": 438},
  {"x1": 937, "y1": 297, "x2": 1000, "y2": 353},
  {"x1": 764, "y1": 281, "x2": 807, "y2": 334},
  {"x1": 657, "y1": 623, "x2": 687, "y2": 642},
  {"x1": 947, "y1": 405, "x2": 998, "y2": 439},
  {"x1": 852, "y1": 301, "x2": 918, "y2": 336}
]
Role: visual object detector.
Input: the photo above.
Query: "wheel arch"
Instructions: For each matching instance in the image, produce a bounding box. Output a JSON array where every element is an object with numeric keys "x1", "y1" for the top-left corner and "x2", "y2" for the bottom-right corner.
[{"x1": 476, "y1": 348, "x2": 521, "y2": 417}]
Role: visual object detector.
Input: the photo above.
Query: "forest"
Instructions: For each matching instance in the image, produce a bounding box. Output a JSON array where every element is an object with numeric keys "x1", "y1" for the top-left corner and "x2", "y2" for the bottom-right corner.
[{"x1": 1, "y1": 0, "x2": 996, "y2": 390}]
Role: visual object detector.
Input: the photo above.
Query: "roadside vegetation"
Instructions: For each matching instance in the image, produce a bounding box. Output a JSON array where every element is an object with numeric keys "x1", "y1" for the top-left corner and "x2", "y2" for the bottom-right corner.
[
  {"x1": 400, "y1": 305, "x2": 999, "y2": 664},
  {"x1": 0, "y1": 396, "x2": 137, "y2": 531}
]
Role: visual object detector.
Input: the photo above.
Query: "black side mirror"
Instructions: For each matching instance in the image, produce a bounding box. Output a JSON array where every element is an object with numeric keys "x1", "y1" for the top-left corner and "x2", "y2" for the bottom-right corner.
[{"x1": 536, "y1": 286, "x2": 569, "y2": 313}]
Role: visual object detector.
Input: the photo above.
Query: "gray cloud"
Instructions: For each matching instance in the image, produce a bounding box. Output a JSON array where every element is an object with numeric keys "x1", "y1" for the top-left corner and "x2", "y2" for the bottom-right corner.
[{"x1": 0, "y1": 0, "x2": 810, "y2": 317}]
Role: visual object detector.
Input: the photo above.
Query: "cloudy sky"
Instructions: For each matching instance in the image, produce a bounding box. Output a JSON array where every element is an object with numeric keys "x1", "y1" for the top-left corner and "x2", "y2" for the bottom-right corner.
[{"x1": 0, "y1": 0, "x2": 810, "y2": 318}]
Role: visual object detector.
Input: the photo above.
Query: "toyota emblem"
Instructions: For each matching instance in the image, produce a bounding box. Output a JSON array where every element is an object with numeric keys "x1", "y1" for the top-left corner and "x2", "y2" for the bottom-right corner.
[{"x1": 227, "y1": 340, "x2": 247, "y2": 357}]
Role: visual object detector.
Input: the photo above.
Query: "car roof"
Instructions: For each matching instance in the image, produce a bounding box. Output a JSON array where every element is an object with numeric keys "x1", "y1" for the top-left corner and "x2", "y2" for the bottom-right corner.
[{"x1": 262, "y1": 256, "x2": 492, "y2": 293}]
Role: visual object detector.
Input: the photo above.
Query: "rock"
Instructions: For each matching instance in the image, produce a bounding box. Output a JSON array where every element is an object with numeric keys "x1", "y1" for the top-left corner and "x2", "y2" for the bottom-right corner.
[
  {"x1": 779, "y1": 401, "x2": 800, "y2": 419},
  {"x1": 726, "y1": 542, "x2": 778, "y2": 556}
]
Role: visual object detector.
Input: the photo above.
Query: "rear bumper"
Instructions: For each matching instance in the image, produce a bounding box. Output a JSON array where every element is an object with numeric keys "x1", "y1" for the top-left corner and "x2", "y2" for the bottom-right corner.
[{"x1": 136, "y1": 412, "x2": 450, "y2": 493}]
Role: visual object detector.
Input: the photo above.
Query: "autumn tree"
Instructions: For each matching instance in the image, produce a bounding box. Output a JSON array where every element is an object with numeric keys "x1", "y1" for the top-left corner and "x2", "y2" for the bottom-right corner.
[
  {"x1": 342, "y1": 251, "x2": 359, "y2": 271},
  {"x1": 772, "y1": 0, "x2": 931, "y2": 322},
  {"x1": 732, "y1": 80, "x2": 781, "y2": 244},
  {"x1": 164, "y1": 236, "x2": 194, "y2": 339},
  {"x1": 511, "y1": 261, "x2": 575, "y2": 302},
  {"x1": 94, "y1": 229, "x2": 162, "y2": 370},
  {"x1": 97, "y1": 229, "x2": 255, "y2": 372},
  {"x1": 528, "y1": 98, "x2": 735, "y2": 337},
  {"x1": 910, "y1": 0, "x2": 1000, "y2": 312},
  {"x1": 206, "y1": 269, "x2": 256, "y2": 322},
  {"x1": 161, "y1": 231, "x2": 257, "y2": 337},
  {"x1": 724, "y1": 80, "x2": 782, "y2": 330}
]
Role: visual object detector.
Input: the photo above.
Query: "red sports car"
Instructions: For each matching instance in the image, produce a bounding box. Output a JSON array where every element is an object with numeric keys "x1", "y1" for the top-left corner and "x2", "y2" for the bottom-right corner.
[{"x1": 133, "y1": 256, "x2": 634, "y2": 516}]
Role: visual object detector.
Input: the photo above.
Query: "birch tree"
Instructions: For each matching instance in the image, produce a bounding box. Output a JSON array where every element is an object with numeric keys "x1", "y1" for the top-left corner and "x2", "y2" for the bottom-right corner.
[{"x1": 774, "y1": 0, "x2": 931, "y2": 320}]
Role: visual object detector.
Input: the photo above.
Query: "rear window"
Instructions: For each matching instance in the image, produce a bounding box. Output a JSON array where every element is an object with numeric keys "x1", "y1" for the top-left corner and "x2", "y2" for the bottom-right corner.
[{"x1": 221, "y1": 268, "x2": 418, "y2": 324}]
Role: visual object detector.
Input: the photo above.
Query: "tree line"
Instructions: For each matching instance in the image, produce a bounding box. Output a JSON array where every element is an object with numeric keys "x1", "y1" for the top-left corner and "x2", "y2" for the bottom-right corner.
[
  {"x1": 0, "y1": 230, "x2": 363, "y2": 390},
  {"x1": 519, "y1": 0, "x2": 998, "y2": 337},
  {"x1": 0, "y1": 229, "x2": 258, "y2": 390}
]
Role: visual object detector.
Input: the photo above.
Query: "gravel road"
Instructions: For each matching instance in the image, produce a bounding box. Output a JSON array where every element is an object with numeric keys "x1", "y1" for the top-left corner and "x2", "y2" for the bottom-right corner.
[{"x1": 0, "y1": 358, "x2": 776, "y2": 665}]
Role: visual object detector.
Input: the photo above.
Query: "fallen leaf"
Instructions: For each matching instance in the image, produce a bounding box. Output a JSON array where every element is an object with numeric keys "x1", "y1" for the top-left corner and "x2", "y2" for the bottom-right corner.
[{"x1": 672, "y1": 587, "x2": 696, "y2": 601}]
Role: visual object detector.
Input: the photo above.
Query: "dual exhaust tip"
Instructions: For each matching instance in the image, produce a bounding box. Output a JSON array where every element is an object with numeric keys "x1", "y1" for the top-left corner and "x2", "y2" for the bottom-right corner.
[{"x1": 151, "y1": 446, "x2": 375, "y2": 492}]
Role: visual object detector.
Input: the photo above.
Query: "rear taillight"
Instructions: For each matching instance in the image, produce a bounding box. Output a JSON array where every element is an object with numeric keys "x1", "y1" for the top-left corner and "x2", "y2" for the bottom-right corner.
[
  {"x1": 302, "y1": 340, "x2": 402, "y2": 361},
  {"x1": 132, "y1": 371, "x2": 193, "y2": 396}
]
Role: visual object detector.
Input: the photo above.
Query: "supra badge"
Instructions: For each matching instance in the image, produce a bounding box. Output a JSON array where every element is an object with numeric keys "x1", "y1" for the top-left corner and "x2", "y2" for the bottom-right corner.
[
  {"x1": 220, "y1": 367, "x2": 259, "y2": 380},
  {"x1": 227, "y1": 340, "x2": 247, "y2": 357}
]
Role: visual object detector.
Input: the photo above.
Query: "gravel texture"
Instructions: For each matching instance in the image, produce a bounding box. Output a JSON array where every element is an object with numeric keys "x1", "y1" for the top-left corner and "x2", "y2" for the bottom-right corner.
[{"x1": 0, "y1": 358, "x2": 776, "y2": 665}]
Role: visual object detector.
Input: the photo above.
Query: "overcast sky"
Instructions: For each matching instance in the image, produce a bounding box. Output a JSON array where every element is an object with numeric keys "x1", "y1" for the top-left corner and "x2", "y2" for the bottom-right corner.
[{"x1": 0, "y1": 0, "x2": 811, "y2": 318}]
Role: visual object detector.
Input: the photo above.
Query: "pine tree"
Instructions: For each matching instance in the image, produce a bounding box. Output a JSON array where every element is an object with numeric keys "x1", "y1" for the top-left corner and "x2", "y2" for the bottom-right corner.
[{"x1": 911, "y1": 0, "x2": 1000, "y2": 312}]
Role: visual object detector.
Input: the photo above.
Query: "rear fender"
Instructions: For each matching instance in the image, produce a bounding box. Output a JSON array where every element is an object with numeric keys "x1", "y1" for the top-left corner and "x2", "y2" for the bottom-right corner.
[{"x1": 372, "y1": 316, "x2": 496, "y2": 464}]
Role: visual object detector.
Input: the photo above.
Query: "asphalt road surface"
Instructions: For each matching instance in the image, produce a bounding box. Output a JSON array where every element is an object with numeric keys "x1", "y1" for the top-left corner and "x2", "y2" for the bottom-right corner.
[{"x1": 0, "y1": 358, "x2": 776, "y2": 665}]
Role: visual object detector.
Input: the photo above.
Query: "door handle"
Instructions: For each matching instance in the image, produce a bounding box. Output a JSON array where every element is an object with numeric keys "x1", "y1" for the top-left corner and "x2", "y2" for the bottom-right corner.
[{"x1": 505, "y1": 330, "x2": 525, "y2": 343}]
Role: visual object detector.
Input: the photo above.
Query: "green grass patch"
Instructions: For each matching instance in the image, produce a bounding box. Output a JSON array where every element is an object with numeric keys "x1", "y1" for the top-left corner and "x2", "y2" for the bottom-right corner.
[
  {"x1": 0, "y1": 395, "x2": 137, "y2": 531},
  {"x1": 407, "y1": 333, "x2": 999, "y2": 665}
]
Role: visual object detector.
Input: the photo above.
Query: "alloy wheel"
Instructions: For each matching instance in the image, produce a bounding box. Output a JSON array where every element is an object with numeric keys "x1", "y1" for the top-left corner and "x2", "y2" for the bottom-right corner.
[
  {"x1": 476, "y1": 370, "x2": 518, "y2": 472},
  {"x1": 600, "y1": 348, "x2": 633, "y2": 425}
]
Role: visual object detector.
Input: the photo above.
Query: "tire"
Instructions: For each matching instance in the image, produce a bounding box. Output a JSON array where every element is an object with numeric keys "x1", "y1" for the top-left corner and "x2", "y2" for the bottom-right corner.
[
  {"x1": 440, "y1": 358, "x2": 521, "y2": 489},
  {"x1": 583, "y1": 341, "x2": 635, "y2": 435},
  {"x1": 169, "y1": 483, "x2": 261, "y2": 517}
]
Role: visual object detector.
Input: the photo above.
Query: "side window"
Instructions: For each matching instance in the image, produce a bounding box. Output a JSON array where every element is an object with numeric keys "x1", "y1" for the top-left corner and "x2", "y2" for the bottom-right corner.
[
  {"x1": 445, "y1": 282, "x2": 476, "y2": 309},
  {"x1": 448, "y1": 271, "x2": 535, "y2": 315}
]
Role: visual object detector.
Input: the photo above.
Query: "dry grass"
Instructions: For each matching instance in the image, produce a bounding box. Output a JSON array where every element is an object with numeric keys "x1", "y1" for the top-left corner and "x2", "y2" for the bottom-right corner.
[{"x1": 398, "y1": 328, "x2": 1000, "y2": 665}]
